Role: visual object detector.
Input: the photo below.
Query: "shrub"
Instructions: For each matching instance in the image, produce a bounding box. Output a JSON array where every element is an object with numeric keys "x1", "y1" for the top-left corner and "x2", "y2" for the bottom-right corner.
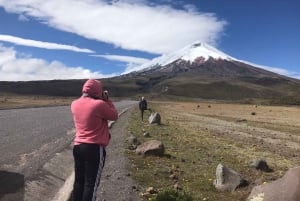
[{"x1": 155, "y1": 190, "x2": 193, "y2": 201}]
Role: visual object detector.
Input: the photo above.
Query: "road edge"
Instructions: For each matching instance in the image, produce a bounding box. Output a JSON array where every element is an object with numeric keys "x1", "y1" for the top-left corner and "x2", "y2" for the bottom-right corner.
[{"x1": 51, "y1": 108, "x2": 130, "y2": 201}]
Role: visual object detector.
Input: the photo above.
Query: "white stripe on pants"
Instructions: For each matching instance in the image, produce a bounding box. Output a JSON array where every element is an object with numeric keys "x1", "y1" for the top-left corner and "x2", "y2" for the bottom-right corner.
[{"x1": 92, "y1": 146, "x2": 105, "y2": 201}]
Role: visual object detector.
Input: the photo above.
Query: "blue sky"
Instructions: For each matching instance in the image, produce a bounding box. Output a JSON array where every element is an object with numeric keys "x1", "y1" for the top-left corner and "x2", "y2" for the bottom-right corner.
[{"x1": 0, "y1": 0, "x2": 299, "y2": 81}]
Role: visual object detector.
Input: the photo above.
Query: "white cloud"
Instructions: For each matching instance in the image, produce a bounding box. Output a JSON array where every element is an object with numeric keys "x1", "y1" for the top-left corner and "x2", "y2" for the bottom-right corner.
[
  {"x1": 92, "y1": 54, "x2": 151, "y2": 74},
  {"x1": 0, "y1": 0, "x2": 227, "y2": 54},
  {"x1": 0, "y1": 44, "x2": 116, "y2": 81},
  {"x1": 92, "y1": 54, "x2": 150, "y2": 64},
  {"x1": 0, "y1": 34, "x2": 95, "y2": 53},
  {"x1": 183, "y1": 4, "x2": 198, "y2": 13}
]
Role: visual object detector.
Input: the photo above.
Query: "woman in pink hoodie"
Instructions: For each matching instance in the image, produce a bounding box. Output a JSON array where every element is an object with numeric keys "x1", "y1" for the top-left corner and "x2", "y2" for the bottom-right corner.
[{"x1": 71, "y1": 79, "x2": 118, "y2": 201}]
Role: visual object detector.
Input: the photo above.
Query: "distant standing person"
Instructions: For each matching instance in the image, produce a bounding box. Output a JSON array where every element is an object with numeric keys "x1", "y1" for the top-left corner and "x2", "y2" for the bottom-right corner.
[
  {"x1": 71, "y1": 79, "x2": 118, "y2": 201},
  {"x1": 139, "y1": 96, "x2": 151, "y2": 121}
]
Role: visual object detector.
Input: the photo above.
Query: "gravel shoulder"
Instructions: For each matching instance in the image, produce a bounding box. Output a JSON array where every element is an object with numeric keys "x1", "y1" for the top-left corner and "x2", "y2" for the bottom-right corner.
[
  {"x1": 0, "y1": 101, "x2": 140, "y2": 201},
  {"x1": 97, "y1": 108, "x2": 144, "y2": 201}
]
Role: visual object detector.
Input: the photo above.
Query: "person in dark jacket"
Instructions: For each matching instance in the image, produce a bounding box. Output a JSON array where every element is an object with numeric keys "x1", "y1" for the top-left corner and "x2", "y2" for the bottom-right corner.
[{"x1": 139, "y1": 96, "x2": 151, "y2": 121}]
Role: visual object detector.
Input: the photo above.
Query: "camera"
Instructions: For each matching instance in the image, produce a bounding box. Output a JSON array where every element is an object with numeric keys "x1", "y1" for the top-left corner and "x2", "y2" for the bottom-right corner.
[{"x1": 102, "y1": 90, "x2": 109, "y2": 100}]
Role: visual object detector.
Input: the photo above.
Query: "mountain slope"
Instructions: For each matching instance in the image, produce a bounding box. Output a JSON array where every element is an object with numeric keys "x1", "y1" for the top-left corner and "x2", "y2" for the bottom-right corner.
[
  {"x1": 0, "y1": 42, "x2": 299, "y2": 105},
  {"x1": 122, "y1": 42, "x2": 300, "y2": 103}
]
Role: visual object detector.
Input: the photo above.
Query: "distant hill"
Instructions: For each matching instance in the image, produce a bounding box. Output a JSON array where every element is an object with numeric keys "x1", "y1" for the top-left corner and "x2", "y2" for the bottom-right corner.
[{"x1": 1, "y1": 42, "x2": 300, "y2": 105}]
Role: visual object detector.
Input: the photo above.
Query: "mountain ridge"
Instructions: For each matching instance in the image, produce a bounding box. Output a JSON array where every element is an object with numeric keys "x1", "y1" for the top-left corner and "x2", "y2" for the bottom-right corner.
[
  {"x1": 119, "y1": 42, "x2": 300, "y2": 104},
  {"x1": 0, "y1": 42, "x2": 300, "y2": 105},
  {"x1": 126, "y1": 42, "x2": 235, "y2": 74}
]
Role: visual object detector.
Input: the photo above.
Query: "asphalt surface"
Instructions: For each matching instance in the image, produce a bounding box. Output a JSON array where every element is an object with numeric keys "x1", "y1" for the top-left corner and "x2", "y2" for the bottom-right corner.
[
  {"x1": 0, "y1": 106, "x2": 74, "y2": 175},
  {"x1": 0, "y1": 100, "x2": 137, "y2": 201}
]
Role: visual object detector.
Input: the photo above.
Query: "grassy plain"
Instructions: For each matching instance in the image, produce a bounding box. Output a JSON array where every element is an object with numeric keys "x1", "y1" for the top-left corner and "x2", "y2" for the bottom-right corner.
[
  {"x1": 0, "y1": 95, "x2": 74, "y2": 109},
  {"x1": 126, "y1": 101, "x2": 300, "y2": 201}
]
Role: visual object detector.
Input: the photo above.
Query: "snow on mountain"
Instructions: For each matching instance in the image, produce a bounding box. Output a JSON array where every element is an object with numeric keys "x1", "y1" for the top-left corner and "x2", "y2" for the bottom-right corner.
[
  {"x1": 122, "y1": 41, "x2": 297, "y2": 79},
  {"x1": 124, "y1": 42, "x2": 235, "y2": 74}
]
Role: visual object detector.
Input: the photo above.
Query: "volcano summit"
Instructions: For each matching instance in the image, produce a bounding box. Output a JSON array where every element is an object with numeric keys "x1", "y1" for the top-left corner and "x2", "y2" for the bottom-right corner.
[
  {"x1": 1, "y1": 42, "x2": 300, "y2": 104},
  {"x1": 121, "y1": 42, "x2": 300, "y2": 103}
]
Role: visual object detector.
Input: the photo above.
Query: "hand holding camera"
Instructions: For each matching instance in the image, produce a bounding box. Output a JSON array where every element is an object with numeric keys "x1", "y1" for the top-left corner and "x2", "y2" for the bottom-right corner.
[{"x1": 103, "y1": 90, "x2": 109, "y2": 101}]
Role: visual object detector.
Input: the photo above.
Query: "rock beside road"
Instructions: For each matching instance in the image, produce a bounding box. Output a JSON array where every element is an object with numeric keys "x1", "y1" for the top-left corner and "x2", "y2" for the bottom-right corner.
[
  {"x1": 247, "y1": 166, "x2": 300, "y2": 201},
  {"x1": 127, "y1": 134, "x2": 140, "y2": 145},
  {"x1": 249, "y1": 159, "x2": 273, "y2": 172},
  {"x1": 136, "y1": 140, "x2": 164, "y2": 156},
  {"x1": 148, "y1": 113, "x2": 161, "y2": 124},
  {"x1": 213, "y1": 163, "x2": 248, "y2": 192}
]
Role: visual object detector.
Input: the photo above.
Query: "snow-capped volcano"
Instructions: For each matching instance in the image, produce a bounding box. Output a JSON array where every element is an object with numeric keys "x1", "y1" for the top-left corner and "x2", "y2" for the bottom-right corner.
[
  {"x1": 2, "y1": 42, "x2": 300, "y2": 104},
  {"x1": 126, "y1": 42, "x2": 235, "y2": 73},
  {"x1": 179, "y1": 42, "x2": 235, "y2": 61}
]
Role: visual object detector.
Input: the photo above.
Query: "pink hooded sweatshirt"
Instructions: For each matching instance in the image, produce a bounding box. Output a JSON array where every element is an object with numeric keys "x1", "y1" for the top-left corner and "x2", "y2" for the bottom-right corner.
[{"x1": 71, "y1": 79, "x2": 118, "y2": 146}]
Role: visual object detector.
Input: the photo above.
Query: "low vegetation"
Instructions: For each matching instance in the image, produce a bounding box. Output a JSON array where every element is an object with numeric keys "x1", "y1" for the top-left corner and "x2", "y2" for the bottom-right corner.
[
  {"x1": 155, "y1": 190, "x2": 193, "y2": 201},
  {"x1": 126, "y1": 101, "x2": 300, "y2": 200},
  {"x1": 0, "y1": 95, "x2": 74, "y2": 109},
  {"x1": 1, "y1": 77, "x2": 300, "y2": 105}
]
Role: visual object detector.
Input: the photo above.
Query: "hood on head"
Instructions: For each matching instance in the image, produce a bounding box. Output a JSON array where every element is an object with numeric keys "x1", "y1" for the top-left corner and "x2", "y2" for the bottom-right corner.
[{"x1": 82, "y1": 79, "x2": 103, "y2": 98}]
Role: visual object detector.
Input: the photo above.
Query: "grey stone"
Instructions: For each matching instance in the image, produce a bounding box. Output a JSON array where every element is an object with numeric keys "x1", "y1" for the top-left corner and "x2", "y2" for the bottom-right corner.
[
  {"x1": 213, "y1": 163, "x2": 248, "y2": 192},
  {"x1": 136, "y1": 140, "x2": 164, "y2": 156},
  {"x1": 148, "y1": 112, "x2": 161, "y2": 124},
  {"x1": 249, "y1": 159, "x2": 273, "y2": 172},
  {"x1": 126, "y1": 134, "x2": 139, "y2": 145},
  {"x1": 247, "y1": 166, "x2": 300, "y2": 201},
  {"x1": 143, "y1": 132, "x2": 150, "y2": 137}
]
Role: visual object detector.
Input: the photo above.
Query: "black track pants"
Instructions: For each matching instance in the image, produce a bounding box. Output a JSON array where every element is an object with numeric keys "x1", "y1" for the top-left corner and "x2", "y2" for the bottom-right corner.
[
  {"x1": 72, "y1": 144, "x2": 106, "y2": 201},
  {"x1": 140, "y1": 109, "x2": 145, "y2": 120}
]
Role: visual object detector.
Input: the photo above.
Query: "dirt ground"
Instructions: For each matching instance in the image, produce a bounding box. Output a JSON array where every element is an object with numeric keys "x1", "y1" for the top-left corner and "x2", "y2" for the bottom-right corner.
[
  {"x1": 160, "y1": 101, "x2": 300, "y2": 171},
  {"x1": 121, "y1": 101, "x2": 300, "y2": 200},
  {"x1": 98, "y1": 108, "x2": 144, "y2": 201}
]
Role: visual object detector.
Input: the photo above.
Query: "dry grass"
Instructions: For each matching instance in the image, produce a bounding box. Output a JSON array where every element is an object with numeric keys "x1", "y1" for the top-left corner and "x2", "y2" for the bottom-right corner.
[
  {"x1": 0, "y1": 95, "x2": 74, "y2": 109},
  {"x1": 159, "y1": 101, "x2": 300, "y2": 127},
  {"x1": 126, "y1": 101, "x2": 300, "y2": 201}
]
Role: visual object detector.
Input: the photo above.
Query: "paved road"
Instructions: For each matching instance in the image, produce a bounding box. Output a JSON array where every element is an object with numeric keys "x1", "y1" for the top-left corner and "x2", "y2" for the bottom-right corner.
[
  {"x1": 0, "y1": 106, "x2": 74, "y2": 175},
  {"x1": 0, "y1": 100, "x2": 137, "y2": 200}
]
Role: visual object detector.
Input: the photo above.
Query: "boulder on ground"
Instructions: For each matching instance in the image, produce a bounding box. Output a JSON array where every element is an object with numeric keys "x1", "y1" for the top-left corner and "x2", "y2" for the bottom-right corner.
[
  {"x1": 126, "y1": 134, "x2": 140, "y2": 145},
  {"x1": 143, "y1": 131, "x2": 150, "y2": 137},
  {"x1": 249, "y1": 159, "x2": 273, "y2": 172},
  {"x1": 136, "y1": 140, "x2": 164, "y2": 156},
  {"x1": 149, "y1": 112, "x2": 161, "y2": 124},
  {"x1": 247, "y1": 166, "x2": 300, "y2": 201},
  {"x1": 213, "y1": 163, "x2": 248, "y2": 192}
]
